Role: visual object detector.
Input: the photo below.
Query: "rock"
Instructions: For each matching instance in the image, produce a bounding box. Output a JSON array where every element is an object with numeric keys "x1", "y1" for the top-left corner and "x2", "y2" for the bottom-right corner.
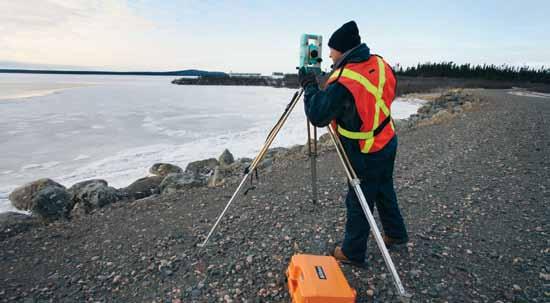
[
  {"x1": 430, "y1": 109, "x2": 453, "y2": 124},
  {"x1": 70, "y1": 202, "x2": 87, "y2": 218},
  {"x1": 318, "y1": 134, "x2": 335, "y2": 151},
  {"x1": 228, "y1": 158, "x2": 252, "y2": 172},
  {"x1": 409, "y1": 114, "x2": 420, "y2": 123},
  {"x1": 428, "y1": 288, "x2": 439, "y2": 298},
  {"x1": 418, "y1": 105, "x2": 432, "y2": 114},
  {"x1": 289, "y1": 144, "x2": 305, "y2": 156},
  {"x1": 0, "y1": 212, "x2": 38, "y2": 240},
  {"x1": 265, "y1": 147, "x2": 290, "y2": 159},
  {"x1": 409, "y1": 269, "x2": 421, "y2": 278},
  {"x1": 121, "y1": 176, "x2": 163, "y2": 200},
  {"x1": 452, "y1": 106, "x2": 463, "y2": 113},
  {"x1": 69, "y1": 179, "x2": 120, "y2": 216},
  {"x1": 8, "y1": 178, "x2": 65, "y2": 211},
  {"x1": 158, "y1": 259, "x2": 174, "y2": 276},
  {"x1": 185, "y1": 158, "x2": 219, "y2": 181},
  {"x1": 218, "y1": 149, "x2": 235, "y2": 166},
  {"x1": 258, "y1": 158, "x2": 273, "y2": 170},
  {"x1": 149, "y1": 163, "x2": 183, "y2": 177},
  {"x1": 239, "y1": 157, "x2": 253, "y2": 163},
  {"x1": 304, "y1": 138, "x2": 334, "y2": 156},
  {"x1": 318, "y1": 133, "x2": 331, "y2": 144},
  {"x1": 191, "y1": 288, "x2": 201, "y2": 298},
  {"x1": 160, "y1": 172, "x2": 204, "y2": 194},
  {"x1": 31, "y1": 186, "x2": 72, "y2": 222},
  {"x1": 69, "y1": 179, "x2": 107, "y2": 194},
  {"x1": 301, "y1": 138, "x2": 323, "y2": 155},
  {"x1": 207, "y1": 166, "x2": 229, "y2": 187},
  {"x1": 393, "y1": 119, "x2": 409, "y2": 130}
]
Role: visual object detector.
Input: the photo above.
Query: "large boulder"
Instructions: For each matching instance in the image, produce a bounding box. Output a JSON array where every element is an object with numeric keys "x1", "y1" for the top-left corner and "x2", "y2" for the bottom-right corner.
[
  {"x1": 228, "y1": 157, "x2": 252, "y2": 173},
  {"x1": 393, "y1": 119, "x2": 410, "y2": 131},
  {"x1": 68, "y1": 179, "x2": 120, "y2": 216},
  {"x1": 0, "y1": 212, "x2": 39, "y2": 241},
  {"x1": 121, "y1": 176, "x2": 163, "y2": 200},
  {"x1": 31, "y1": 187, "x2": 72, "y2": 222},
  {"x1": 265, "y1": 147, "x2": 290, "y2": 159},
  {"x1": 149, "y1": 163, "x2": 183, "y2": 177},
  {"x1": 462, "y1": 101, "x2": 473, "y2": 110},
  {"x1": 185, "y1": 158, "x2": 219, "y2": 184},
  {"x1": 185, "y1": 158, "x2": 218, "y2": 176},
  {"x1": 160, "y1": 172, "x2": 204, "y2": 194},
  {"x1": 8, "y1": 178, "x2": 65, "y2": 211},
  {"x1": 218, "y1": 149, "x2": 235, "y2": 167},
  {"x1": 417, "y1": 104, "x2": 432, "y2": 114},
  {"x1": 429, "y1": 109, "x2": 453, "y2": 124},
  {"x1": 301, "y1": 139, "x2": 323, "y2": 155},
  {"x1": 288, "y1": 144, "x2": 305, "y2": 156}
]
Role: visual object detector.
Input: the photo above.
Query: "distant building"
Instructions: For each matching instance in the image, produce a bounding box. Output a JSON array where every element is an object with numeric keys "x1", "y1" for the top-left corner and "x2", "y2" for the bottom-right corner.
[
  {"x1": 229, "y1": 73, "x2": 262, "y2": 78},
  {"x1": 271, "y1": 72, "x2": 284, "y2": 79}
]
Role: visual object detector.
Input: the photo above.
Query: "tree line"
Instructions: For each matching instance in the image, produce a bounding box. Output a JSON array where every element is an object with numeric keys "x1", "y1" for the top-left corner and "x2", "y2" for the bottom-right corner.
[{"x1": 395, "y1": 62, "x2": 550, "y2": 83}]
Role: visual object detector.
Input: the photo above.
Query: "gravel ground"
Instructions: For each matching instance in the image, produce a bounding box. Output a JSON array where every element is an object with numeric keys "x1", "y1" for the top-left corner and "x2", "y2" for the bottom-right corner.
[{"x1": 1, "y1": 89, "x2": 549, "y2": 302}]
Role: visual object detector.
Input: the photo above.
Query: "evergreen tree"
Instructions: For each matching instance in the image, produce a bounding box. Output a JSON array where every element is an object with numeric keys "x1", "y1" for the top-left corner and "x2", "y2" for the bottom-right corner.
[{"x1": 396, "y1": 62, "x2": 549, "y2": 83}]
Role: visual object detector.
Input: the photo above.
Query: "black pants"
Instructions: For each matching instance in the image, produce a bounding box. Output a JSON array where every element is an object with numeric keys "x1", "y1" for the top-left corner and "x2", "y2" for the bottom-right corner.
[{"x1": 341, "y1": 136, "x2": 408, "y2": 262}]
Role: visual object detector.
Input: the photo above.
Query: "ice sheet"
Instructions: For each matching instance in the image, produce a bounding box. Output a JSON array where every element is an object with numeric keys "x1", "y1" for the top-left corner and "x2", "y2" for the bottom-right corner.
[{"x1": 0, "y1": 74, "x2": 425, "y2": 213}]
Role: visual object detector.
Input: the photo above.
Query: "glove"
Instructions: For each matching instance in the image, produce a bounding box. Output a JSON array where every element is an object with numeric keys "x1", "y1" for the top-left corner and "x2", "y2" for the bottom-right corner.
[{"x1": 298, "y1": 67, "x2": 318, "y2": 88}]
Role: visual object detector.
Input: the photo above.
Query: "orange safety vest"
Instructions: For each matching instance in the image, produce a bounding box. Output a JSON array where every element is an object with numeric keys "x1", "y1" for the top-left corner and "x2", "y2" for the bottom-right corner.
[{"x1": 326, "y1": 55, "x2": 396, "y2": 153}]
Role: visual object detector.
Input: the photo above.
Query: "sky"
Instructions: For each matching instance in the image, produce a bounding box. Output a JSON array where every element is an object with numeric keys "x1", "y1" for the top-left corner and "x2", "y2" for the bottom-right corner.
[{"x1": 1, "y1": 0, "x2": 549, "y2": 74}]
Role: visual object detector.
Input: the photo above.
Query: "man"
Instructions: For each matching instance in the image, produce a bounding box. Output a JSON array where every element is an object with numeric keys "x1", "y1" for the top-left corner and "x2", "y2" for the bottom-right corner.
[{"x1": 298, "y1": 21, "x2": 408, "y2": 266}]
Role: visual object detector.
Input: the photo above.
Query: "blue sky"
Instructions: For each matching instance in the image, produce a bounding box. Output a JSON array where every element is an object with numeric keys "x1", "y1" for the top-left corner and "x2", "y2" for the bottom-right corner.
[{"x1": 1, "y1": 0, "x2": 549, "y2": 73}]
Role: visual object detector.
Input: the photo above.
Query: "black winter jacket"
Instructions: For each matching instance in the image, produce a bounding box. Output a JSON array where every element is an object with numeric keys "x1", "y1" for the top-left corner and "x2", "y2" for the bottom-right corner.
[{"x1": 303, "y1": 43, "x2": 397, "y2": 179}]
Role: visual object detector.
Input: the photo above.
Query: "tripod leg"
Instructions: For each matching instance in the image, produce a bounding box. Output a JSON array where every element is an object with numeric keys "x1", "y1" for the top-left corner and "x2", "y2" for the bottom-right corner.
[
  {"x1": 198, "y1": 89, "x2": 304, "y2": 248},
  {"x1": 312, "y1": 127, "x2": 318, "y2": 203},
  {"x1": 326, "y1": 124, "x2": 409, "y2": 297},
  {"x1": 307, "y1": 120, "x2": 318, "y2": 204},
  {"x1": 248, "y1": 89, "x2": 304, "y2": 170},
  {"x1": 197, "y1": 172, "x2": 251, "y2": 248}
]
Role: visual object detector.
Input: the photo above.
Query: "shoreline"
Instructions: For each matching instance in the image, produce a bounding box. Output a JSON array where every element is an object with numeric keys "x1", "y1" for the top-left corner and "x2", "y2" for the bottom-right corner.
[
  {"x1": 0, "y1": 88, "x2": 467, "y2": 219},
  {"x1": 0, "y1": 92, "x2": 427, "y2": 215}
]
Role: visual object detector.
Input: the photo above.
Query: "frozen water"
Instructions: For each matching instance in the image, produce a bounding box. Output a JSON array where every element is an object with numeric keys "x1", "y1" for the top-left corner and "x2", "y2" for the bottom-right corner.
[{"x1": 0, "y1": 74, "x2": 425, "y2": 213}]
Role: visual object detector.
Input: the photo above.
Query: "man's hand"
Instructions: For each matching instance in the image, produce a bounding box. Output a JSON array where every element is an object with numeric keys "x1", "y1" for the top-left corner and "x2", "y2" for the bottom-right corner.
[{"x1": 298, "y1": 67, "x2": 318, "y2": 88}]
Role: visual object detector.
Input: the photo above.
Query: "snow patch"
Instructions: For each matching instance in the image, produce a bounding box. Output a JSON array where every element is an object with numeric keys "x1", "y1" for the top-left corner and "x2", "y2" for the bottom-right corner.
[{"x1": 508, "y1": 90, "x2": 550, "y2": 99}]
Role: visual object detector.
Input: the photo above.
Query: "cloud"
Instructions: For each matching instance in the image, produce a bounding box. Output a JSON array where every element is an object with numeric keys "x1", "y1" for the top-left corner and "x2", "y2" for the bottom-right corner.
[
  {"x1": 0, "y1": 0, "x2": 156, "y2": 69},
  {"x1": 4, "y1": 1, "x2": 547, "y2": 73}
]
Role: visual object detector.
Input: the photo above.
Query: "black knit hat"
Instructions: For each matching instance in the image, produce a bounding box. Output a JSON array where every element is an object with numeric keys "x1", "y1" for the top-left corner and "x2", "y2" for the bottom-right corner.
[{"x1": 328, "y1": 21, "x2": 361, "y2": 53}]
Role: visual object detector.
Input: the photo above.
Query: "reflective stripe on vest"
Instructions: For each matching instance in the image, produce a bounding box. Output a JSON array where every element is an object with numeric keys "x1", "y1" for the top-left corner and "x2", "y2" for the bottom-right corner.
[{"x1": 328, "y1": 56, "x2": 394, "y2": 153}]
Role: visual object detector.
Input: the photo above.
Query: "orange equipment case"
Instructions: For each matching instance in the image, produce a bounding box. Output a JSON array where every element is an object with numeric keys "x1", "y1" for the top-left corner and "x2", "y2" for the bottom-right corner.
[{"x1": 286, "y1": 254, "x2": 356, "y2": 303}]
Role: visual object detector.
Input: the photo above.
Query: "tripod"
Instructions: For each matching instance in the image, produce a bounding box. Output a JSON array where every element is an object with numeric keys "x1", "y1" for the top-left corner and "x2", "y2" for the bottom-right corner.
[{"x1": 198, "y1": 88, "x2": 409, "y2": 297}]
